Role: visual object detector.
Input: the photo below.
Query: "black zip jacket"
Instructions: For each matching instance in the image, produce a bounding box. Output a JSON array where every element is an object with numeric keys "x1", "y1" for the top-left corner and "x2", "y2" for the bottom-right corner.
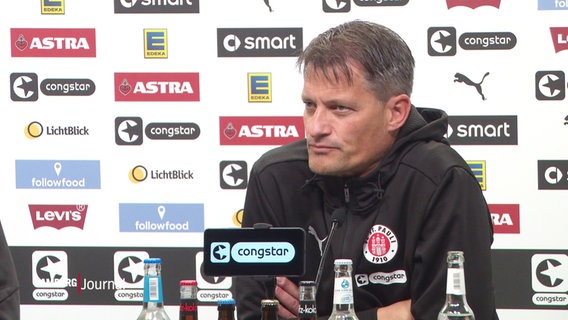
[
  {"x1": 235, "y1": 107, "x2": 499, "y2": 320},
  {"x1": 0, "y1": 221, "x2": 20, "y2": 320}
]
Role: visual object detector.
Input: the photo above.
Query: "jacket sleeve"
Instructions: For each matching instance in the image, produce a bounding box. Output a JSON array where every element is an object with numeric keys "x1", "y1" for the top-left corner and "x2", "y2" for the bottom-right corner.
[
  {"x1": 409, "y1": 166, "x2": 498, "y2": 320},
  {"x1": 0, "y1": 221, "x2": 20, "y2": 320}
]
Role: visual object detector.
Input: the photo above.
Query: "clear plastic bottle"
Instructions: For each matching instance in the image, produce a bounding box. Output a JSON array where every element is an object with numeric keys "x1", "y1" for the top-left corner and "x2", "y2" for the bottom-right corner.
[
  {"x1": 217, "y1": 298, "x2": 236, "y2": 320},
  {"x1": 437, "y1": 251, "x2": 475, "y2": 320},
  {"x1": 328, "y1": 259, "x2": 359, "y2": 320},
  {"x1": 179, "y1": 280, "x2": 198, "y2": 320},
  {"x1": 298, "y1": 280, "x2": 317, "y2": 320},
  {"x1": 137, "y1": 258, "x2": 171, "y2": 320}
]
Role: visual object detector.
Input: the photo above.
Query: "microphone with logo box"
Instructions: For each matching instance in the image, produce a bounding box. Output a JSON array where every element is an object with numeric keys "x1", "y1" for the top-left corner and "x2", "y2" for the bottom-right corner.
[{"x1": 314, "y1": 207, "x2": 347, "y2": 292}]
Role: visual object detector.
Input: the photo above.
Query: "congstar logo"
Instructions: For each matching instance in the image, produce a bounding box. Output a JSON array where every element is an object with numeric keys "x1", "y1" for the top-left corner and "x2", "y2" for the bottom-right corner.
[
  {"x1": 353, "y1": 0, "x2": 408, "y2": 6},
  {"x1": 217, "y1": 28, "x2": 302, "y2": 57}
]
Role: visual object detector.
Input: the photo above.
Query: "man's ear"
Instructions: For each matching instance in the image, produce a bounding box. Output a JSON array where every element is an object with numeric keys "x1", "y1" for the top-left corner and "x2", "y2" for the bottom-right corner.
[{"x1": 386, "y1": 94, "x2": 411, "y2": 131}]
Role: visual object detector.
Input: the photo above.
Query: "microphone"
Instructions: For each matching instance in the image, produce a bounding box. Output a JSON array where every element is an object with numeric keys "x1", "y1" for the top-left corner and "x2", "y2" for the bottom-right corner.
[{"x1": 314, "y1": 207, "x2": 347, "y2": 292}]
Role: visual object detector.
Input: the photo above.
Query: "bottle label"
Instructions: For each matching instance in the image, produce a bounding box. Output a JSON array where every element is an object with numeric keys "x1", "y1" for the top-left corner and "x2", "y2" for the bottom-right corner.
[
  {"x1": 143, "y1": 275, "x2": 163, "y2": 302},
  {"x1": 298, "y1": 301, "x2": 317, "y2": 315},
  {"x1": 333, "y1": 277, "x2": 354, "y2": 304},
  {"x1": 446, "y1": 269, "x2": 466, "y2": 295},
  {"x1": 180, "y1": 299, "x2": 198, "y2": 313}
]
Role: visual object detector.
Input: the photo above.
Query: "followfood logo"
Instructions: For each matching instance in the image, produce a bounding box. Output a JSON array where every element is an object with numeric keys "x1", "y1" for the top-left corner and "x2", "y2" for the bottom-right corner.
[
  {"x1": 114, "y1": 72, "x2": 200, "y2": 101},
  {"x1": 248, "y1": 73, "x2": 271, "y2": 102},
  {"x1": 539, "y1": 0, "x2": 568, "y2": 10},
  {"x1": 29, "y1": 204, "x2": 88, "y2": 230},
  {"x1": 538, "y1": 160, "x2": 568, "y2": 189},
  {"x1": 25, "y1": 121, "x2": 90, "y2": 139},
  {"x1": 467, "y1": 160, "x2": 486, "y2": 191},
  {"x1": 11, "y1": 28, "x2": 96, "y2": 57},
  {"x1": 129, "y1": 165, "x2": 195, "y2": 183},
  {"x1": 531, "y1": 254, "x2": 568, "y2": 306},
  {"x1": 446, "y1": 115, "x2": 518, "y2": 145},
  {"x1": 42, "y1": 0, "x2": 65, "y2": 14},
  {"x1": 550, "y1": 27, "x2": 568, "y2": 53},
  {"x1": 488, "y1": 204, "x2": 520, "y2": 234},
  {"x1": 32, "y1": 250, "x2": 68, "y2": 301},
  {"x1": 144, "y1": 29, "x2": 167, "y2": 58},
  {"x1": 16, "y1": 160, "x2": 101, "y2": 189},
  {"x1": 446, "y1": 0, "x2": 500, "y2": 9},
  {"x1": 114, "y1": 0, "x2": 199, "y2": 13},
  {"x1": 119, "y1": 203, "x2": 204, "y2": 233},
  {"x1": 210, "y1": 242, "x2": 295, "y2": 263},
  {"x1": 323, "y1": 0, "x2": 350, "y2": 12},
  {"x1": 353, "y1": 0, "x2": 408, "y2": 6},
  {"x1": 219, "y1": 116, "x2": 303, "y2": 145},
  {"x1": 220, "y1": 161, "x2": 248, "y2": 189},
  {"x1": 217, "y1": 28, "x2": 302, "y2": 57},
  {"x1": 536, "y1": 71, "x2": 566, "y2": 100}
]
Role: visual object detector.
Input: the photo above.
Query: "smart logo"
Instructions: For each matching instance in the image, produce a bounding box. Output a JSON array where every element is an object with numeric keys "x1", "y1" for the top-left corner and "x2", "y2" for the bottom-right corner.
[
  {"x1": 11, "y1": 28, "x2": 96, "y2": 57},
  {"x1": 210, "y1": 242, "x2": 295, "y2": 263},
  {"x1": 467, "y1": 160, "x2": 486, "y2": 191},
  {"x1": 446, "y1": 115, "x2": 518, "y2": 145},
  {"x1": 10, "y1": 73, "x2": 39, "y2": 101},
  {"x1": 220, "y1": 161, "x2": 248, "y2": 189},
  {"x1": 114, "y1": 72, "x2": 200, "y2": 101},
  {"x1": 354, "y1": 0, "x2": 409, "y2": 6},
  {"x1": 217, "y1": 28, "x2": 302, "y2": 57},
  {"x1": 32, "y1": 250, "x2": 69, "y2": 301},
  {"x1": 29, "y1": 204, "x2": 88, "y2": 230},
  {"x1": 323, "y1": 0, "x2": 350, "y2": 12},
  {"x1": 428, "y1": 27, "x2": 457, "y2": 56},
  {"x1": 114, "y1": 0, "x2": 199, "y2": 13},
  {"x1": 248, "y1": 73, "x2": 272, "y2": 102},
  {"x1": 538, "y1": 160, "x2": 568, "y2": 189},
  {"x1": 16, "y1": 160, "x2": 101, "y2": 189},
  {"x1": 144, "y1": 29, "x2": 167, "y2": 58},
  {"x1": 219, "y1": 116, "x2": 304, "y2": 145},
  {"x1": 536, "y1": 71, "x2": 566, "y2": 100},
  {"x1": 539, "y1": 0, "x2": 568, "y2": 10},
  {"x1": 446, "y1": 0, "x2": 501, "y2": 9},
  {"x1": 531, "y1": 254, "x2": 568, "y2": 306},
  {"x1": 119, "y1": 203, "x2": 204, "y2": 233},
  {"x1": 42, "y1": 0, "x2": 65, "y2": 14}
]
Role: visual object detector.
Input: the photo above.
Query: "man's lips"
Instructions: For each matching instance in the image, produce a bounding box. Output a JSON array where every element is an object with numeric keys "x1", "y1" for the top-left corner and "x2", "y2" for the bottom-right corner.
[{"x1": 308, "y1": 143, "x2": 336, "y2": 153}]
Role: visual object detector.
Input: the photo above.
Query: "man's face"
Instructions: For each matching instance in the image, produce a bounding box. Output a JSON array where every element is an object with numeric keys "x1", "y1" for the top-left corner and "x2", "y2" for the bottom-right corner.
[{"x1": 302, "y1": 65, "x2": 396, "y2": 178}]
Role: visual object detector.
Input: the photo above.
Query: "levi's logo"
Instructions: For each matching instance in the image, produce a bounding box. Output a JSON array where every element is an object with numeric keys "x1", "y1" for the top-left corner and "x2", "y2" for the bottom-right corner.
[
  {"x1": 29, "y1": 204, "x2": 88, "y2": 229},
  {"x1": 550, "y1": 27, "x2": 568, "y2": 53},
  {"x1": 114, "y1": 72, "x2": 200, "y2": 101},
  {"x1": 488, "y1": 204, "x2": 519, "y2": 234},
  {"x1": 11, "y1": 28, "x2": 96, "y2": 57},
  {"x1": 446, "y1": 0, "x2": 500, "y2": 9},
  {"x1": 219, "y1": 116, "x2": 304, "y2": 146}
]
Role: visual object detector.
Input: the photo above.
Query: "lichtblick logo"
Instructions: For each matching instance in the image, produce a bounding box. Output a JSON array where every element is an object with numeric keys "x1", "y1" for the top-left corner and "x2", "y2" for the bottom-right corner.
[{"x1": 217, "y1": 28, "x2": 302, "y2": 57}]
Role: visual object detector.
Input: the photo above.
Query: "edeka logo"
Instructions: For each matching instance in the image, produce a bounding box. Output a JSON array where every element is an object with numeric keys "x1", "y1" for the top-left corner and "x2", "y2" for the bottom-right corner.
[
  {"x1": 15, "y1": 160, "x2": 101, "y2": 189},
  {"x1": 114, "y1": 72, "x2": 200, "y2": 101},
  {"x1": 219, "y1": 116, "x2": 304, "y2": 146},
  {"x1": 446, "y1": 0, "x2": 500, "y2": 9},
  {"x1": 550, "y1": 27, "x2": 568, "y2": 53},
  {"x1": 115, "y1": 117, "x2": 143, "y2": 145},
  {"x1": 129, "y1": 165, "x2": 195, "y2": 183},
  {"x1": 10, "y1": 73, "x2": 39, "y2": 101},
  {"x1": 144, "y1": 29, "x2": 167, "y2": 59},
  {"x1": 114, "y1": 0, "x2": 199, "y2": 13},
  {"x1": 446, "y1": 115, "x2": 518, "y2": 145},
  {"x1": 119, "y1": 203, "x2": 204, "y2": 233},
  {"x1": 467, "y1": 160, "x2": 486, "y2": 191},
  {"x1": 41, "y1": 0, "x2": 65, "y2": 14},
  {"x1": 29, "y1": 204, "x2": 88, "y2": 230},
  {"x1": 536, "y1": 71, "x2": 566, "y2": 101},
  {"x1": 353, "y1": 0, "x2": 408, "y2": 6},
  {"x1": 217, "y1": 28, "x2": 302, "y2": 57},
  {"x1": 10, "y1": 28, "x2": 96, "y2": 58},
  {"x1": 531, "y1": 254, "x2": 568, "y2": 306},
  {"x1": 539, "y1": 0, "x2": 568, "y2": 10},
  {"x1": 488, "y1": 204, "x2": 520, "y2": 234},
  {"x1": 323, "y1": 0, "x2": 350, "y2": 12},
  {"x1": 538, "y1": 160, "x2": 568, "y2": 189},
  {"x1": 32, "y1": 250, "x2": 69, "y2": 301},
  {"x1": 428, "y1": 27, "x2": 457, "y2": 56},
  {"x1": 219, "y1": 160, "x2": 248, "y2": 189},
  {"x1": 248, "y1": 73, "x2": 272, "y2": 102}
]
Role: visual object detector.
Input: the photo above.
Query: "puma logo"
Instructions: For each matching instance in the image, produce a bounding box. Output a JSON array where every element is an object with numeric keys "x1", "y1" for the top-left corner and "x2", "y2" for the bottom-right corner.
[
  {"x1": 454, "y1": 72, "x2": 490, "y2": 100},
  {"x1": 263, "y1": 0, "x2": 273, "y2": 12},
  {"x1": 308, "y1": 226, "x2": 327, "y2": 256}
]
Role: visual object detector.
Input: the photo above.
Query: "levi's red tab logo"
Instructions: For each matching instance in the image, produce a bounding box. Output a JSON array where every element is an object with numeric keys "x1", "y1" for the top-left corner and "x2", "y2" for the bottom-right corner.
[
  {"x1": 446, "y1": 0, "x2": 501, "y2": 9},
  {"x1": 11, "y1": 28, "x2": 96, "y2": 57},
  {"x1": 550, "y1": 27, "x2": 568, "y2": 53},
  {"x1": 488, "y1": 204, "x2": 520, "y2": 234},
  {"x1": 114, "y1": 72, "x2": 200, "y2": 101},
  {"x1": 29, "y1": 204, "x2": 88, "y2": 229},
  {"x1": 219, "y1": 116, "x2": 304, "y2": 145}
]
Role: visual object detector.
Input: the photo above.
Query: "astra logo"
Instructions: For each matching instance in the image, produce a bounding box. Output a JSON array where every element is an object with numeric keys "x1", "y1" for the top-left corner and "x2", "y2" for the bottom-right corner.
[
  {"x1": 15, "y1": 160, "x2": 101, "y2": 189},
  {"x1": 25, "y1": 121, "x2": 90, "y2": 139},
  {"x1": 550, "y1": 27, "x2": 568, "y2": 53},
  {"x1": 113, "y1": 251, "x2": 149, "y2": 292},
  {"x1": 114, "y1": 0, "x2": 199, "y2": 13},
  {"x1": 539, "y1": 0, "x2": 568, "y2": 10},
  {"x1": 11, "y1": 28, "x2": 96, "y2": 57},
  {"x1": 29, "y1": 204, "x2": 88, "y2": 230},
  {"x1": 248, "y1": 73, "x2": 272, "y2": 102},
  {"x1": 466, "y1": 160, "x2": 486, "y2": 191},
  {"x1": 354, "y1": 0, "x2": 409, "y2": 6},
  {"x1": 219, "y1": 116, "x2": 304, "y2": 145},
  {"x1": 536, "y1": 71, "x2": 566, "y2": 101},
  {"x1": 144, "y1": 29, "x2": 167, "y2": 58},
  {"x1": 32, "y1": 250, "x2": 69, "y2": 302},
  {"x1": 10, "y1": 73, "x2": 38, "y2": 101},
  {"x1": 42, "y1": 0, "x2": 65, "y2": 14},
  {"x1": 114, "y1": 72, "x2": 200, "y2": 101},
  {"x1": 129, "y1": 165, "x2": 195, "y2": 183},
  {"x1": 446, "y1": 0, "x2": 500, "y2": 9},
  {"x1": 538, "y1": 160, "x2": 568, "y2": 189},
  {"x1": 119, "y1": 203, "x2": 205, "y2": 233},
  {"x1": 217, "y1": 28, "x2": 302, "y2": 57},
  {"x1": 220, "y1": 161, "x2": 248, "y2": 189},
  {"x1": 488, "y1": 204, "x2": 520, "y2": 234},
  {"x1": 323, "y1": 0, "x2": 350, "y2": 12},
  {"x1": 531, "y1": 254, "x2": 568, "y2": 305},
  {"x1": 446, "y1": 115, "x2": 518, "y2": 145}
]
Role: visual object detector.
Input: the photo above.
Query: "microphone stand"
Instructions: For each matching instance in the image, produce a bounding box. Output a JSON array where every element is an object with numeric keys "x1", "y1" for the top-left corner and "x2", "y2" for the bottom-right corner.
[{"x1": 314, "y1": 208, "x2": 346, "y2": 292}]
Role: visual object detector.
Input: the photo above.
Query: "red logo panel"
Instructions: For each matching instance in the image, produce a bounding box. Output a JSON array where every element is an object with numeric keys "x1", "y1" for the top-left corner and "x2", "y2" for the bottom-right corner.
[
  {"x1": 11, "y1": 28, "x2": 96, "y2": 57},
  {"x1": 550, "y1": 27, "x2": 568, "y2": 53},
  {"x1": 114, "y1": 72, "x2": 200, "y2": 102},
  {"x1": 29, "y1": 204, "x2": 88, "y2": 230},
  {"x1": 446, "y1": 0, "x2": 500, "y2": 9},
  {"x1": 220, "y1": 116, "x2": 304, "y2": 145},
  {"x1": 489, "y1": 204, "x2": 520, "y2": 234}
]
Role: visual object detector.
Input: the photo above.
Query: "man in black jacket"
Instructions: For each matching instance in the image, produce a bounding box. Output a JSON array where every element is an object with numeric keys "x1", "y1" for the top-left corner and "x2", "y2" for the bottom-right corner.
[
  {"x1": 0, "y1": 221, "x2": 20, "y2": 320},
  {"x1": 235, "y1": 20, "x2": 499, "y2": 320}
]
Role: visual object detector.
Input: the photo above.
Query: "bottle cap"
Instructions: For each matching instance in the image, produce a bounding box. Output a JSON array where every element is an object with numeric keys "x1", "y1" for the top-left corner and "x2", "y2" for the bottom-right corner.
[
  {"x1": 144, "y1": 258, "x2": 162, "y2": 264},
  {"x1": 261, "y1": 299, "x2": 279, "y2": 307},
  {"x1": 299, "y1": 280, "x2": 315, "y2": 286},
  {"x1": 217, "y1": 298, "x2": 236, "y2": 305},
  {"x1": 180, "y1": 280, "x2": 198, "y2": 286},
  {"x1": 334, "y1": 258, "x2": 352, "y2": 265}
]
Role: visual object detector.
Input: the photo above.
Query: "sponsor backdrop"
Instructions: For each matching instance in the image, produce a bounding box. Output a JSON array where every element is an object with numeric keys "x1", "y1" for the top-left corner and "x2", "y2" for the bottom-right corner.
[{"x1": 1, "y1": 0, "x2": 567, "y2": 319}]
